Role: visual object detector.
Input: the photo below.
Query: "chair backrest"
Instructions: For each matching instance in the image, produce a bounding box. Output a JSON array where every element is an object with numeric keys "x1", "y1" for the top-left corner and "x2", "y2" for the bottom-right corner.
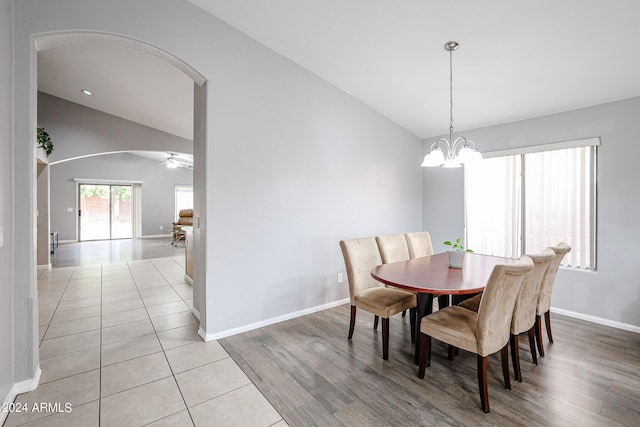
[
  {"x1": 375, "y1": 234, "x2": 410, "y2": 264},
  {"x1": 537, "y1": 243, "x2": 571, "y2": 315},
  {"x1": 404, "y1": 231, "x2": 434, "y2": 259},
  {"x1": 476, "y1": 257, "x2": 533, "y2": 356},
  {"x1": 340, "y1": 238, "x2": 383, "y2": 304},
  {"x1": 511, "y1": 249, "x2": 555, "y2": 334}
]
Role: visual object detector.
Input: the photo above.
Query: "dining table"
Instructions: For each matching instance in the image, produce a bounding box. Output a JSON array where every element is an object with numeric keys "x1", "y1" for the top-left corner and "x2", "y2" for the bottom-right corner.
[{"x1": 371, "y1": 252, "x2": 518, "y2": 364}]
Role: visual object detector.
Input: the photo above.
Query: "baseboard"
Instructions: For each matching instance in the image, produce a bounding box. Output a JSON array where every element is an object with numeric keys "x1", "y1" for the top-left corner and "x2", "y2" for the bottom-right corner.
[
  {"x1": 1, "y1": 367, "x2": 42, "y2": 425},
  {"x1": 198, "y1": 298, "x2": 350, "y2": 342},
  {"x1": 184, "y1": 274, "x2": 193, "y2": 285},
  {"x1": 59, "y1": 239, "x2": 76, "y2": 244},
  {"x1": 551, "y1": 307, "x2": 640, "y2": 334},
  {"x1": 192, "y1": 306, "x2": 200, "y2": 321},
  {"x1": 140, "y1": 234, "x2": 171, "y2": 239},
  {"x1": 37, "y1": 263, "x2": 51, "y2": 270}
]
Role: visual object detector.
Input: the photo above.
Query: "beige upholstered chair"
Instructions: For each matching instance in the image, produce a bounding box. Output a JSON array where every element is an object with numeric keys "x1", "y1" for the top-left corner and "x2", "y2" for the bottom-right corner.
[
  {"x1": 458, "y1": 250, "x2": 555, "y2": 382},
  {"x1": 375, "y1": 234, "x2": 415, "y2": 340},
  {"x1": 404, "y1": 231, "x2": 434, "y2": 258},
  {"x1": 509, "y1": 250, "x2": 554, "y2": 381},
  {"x1": 417, "y1": 257, "x2": 533, "y2": 413},
  {"x1": 172, "y1": 209, "x2": 193, "y2": 246},
  {"x1": 404, "y1": 231, "x2": 447, "y2": 311},
  {"x1": 535, "y1": 243, "x2": 571, "y2": 356},
  {"x1": 376, "y1": 234, "x2": 410, "y2": 263},
  {"x1": 340, "y1": 237, "x2": 417, "y2": 360}
]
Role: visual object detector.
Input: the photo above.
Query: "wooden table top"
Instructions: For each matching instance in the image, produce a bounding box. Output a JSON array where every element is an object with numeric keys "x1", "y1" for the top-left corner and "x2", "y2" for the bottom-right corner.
[{"x1": 371, "y1": 252, "x2": 518, "y2": 295}]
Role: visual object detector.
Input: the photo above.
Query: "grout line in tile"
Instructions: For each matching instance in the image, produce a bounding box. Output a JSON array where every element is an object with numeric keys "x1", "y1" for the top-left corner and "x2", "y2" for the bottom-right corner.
[
  {"x1": 126, "y1": 260, "x2": 198, "y2": 426},
  {"x1": 140, "y1": 409, "x2": 193, "y2": 427},
  {"x1": 186, "y1": 382, "x2": 253, "y2": 410},
  {"x1": 39, "y1": 271, "x2": 75, "y2": 342}
]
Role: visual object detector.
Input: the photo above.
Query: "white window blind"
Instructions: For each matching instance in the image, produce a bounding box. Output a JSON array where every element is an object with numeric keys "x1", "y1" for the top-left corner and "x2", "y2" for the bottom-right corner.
[
  {"x1": 524, "y1": 147, "x2": 594, "y2": 269},
  {"x1": 465, "y1": 141, "x2": 597, "y2": 270},
  {"x1": 175, "y1": 185, "x2": 193, "y2": 220},
  {"x1": 465, "y1": 156, "x2": 521, "y2": 258}
]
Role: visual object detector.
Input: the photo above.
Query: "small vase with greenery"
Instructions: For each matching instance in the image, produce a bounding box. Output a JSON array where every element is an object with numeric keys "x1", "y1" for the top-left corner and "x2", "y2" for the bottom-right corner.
[
  {"x1": 443, "y1": 238, "x2": 473, "y2": 268},
  {"x1": 37, "y1": 127, "x2": 54, "y2": 157}
]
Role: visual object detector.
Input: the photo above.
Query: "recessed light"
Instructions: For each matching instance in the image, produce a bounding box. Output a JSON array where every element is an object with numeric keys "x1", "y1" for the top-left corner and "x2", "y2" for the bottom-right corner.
[{"x1": 81, "y1": 89, "x2": 93, "y2": 96}]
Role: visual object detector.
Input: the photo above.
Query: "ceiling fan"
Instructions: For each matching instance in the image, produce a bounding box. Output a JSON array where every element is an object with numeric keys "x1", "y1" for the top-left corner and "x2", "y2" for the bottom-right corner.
[{"x1": 160, "y1": 153, "x2": 192, "y2": 170}]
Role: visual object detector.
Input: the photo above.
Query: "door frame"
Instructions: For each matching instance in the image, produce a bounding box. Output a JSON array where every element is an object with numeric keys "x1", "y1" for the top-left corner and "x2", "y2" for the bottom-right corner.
[{"x1": 74, "y1": 178, "x2": 143, "y2": 242}]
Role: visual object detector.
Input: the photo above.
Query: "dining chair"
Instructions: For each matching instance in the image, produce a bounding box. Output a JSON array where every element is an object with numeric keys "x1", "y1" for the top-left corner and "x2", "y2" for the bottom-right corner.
[
  {"x1": 404, "y1": 231, "x2": 434, "y2": 258},
  {"x1": 417, "y1": 257, "x2": 533, "y2": 413},
  {"x1": 375, "y1": 234, "x2": 415, "y2": 336},
  {"x1": 457, "y1": 250, "x2": 555, "y2": 382},
  {"x1": 376, "y1": 234, "x2": 410, "y2": 263},
  {"x1": 509, "y1": 250, "x2": 554, "y2": 381},
  {"x1": 340, "y1": 237, "x2": 417, "y2": 360},
  {"x1": 403, "y1": 231, "x2": 447, "y2": 311},
  {"x1": 535, "y1": 242, "x2": 571, "y2": 356}
]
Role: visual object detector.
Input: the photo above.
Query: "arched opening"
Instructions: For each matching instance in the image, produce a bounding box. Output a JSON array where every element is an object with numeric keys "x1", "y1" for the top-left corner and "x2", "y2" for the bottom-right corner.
[{"x1": 21, "y1": 31, "x2": 208, "y2": 387}]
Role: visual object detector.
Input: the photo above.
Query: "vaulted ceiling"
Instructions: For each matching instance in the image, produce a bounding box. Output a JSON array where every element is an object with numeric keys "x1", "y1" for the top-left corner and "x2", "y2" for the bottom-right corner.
[{"x1": 38, "y1": 0, "x2": 640, "y2": 142}]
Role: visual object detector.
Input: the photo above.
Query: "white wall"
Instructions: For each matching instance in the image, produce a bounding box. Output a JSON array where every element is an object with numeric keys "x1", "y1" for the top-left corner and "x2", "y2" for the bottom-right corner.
[
  {"x1": 38, "y1": 92, "x2": 194, "y2": 240},
  {"x1": 423, "y1": 96, "x2": 640, "y2": 329},
  {"x1": 50, "y1": 153, "x2": 193, "y2": 240},
  {"x1": 38, "y1": 92, "x2": 193, "y2": 162},
  {"x1": 0, "y1": 0, "x2": 14, "y2": 410},
  {"x1": 13, "y1": 0, "x2": 422, "y2": 358}
]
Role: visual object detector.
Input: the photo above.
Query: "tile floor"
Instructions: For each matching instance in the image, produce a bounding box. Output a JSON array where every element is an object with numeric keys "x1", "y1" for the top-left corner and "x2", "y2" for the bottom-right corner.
[{"x1": 5, "y1": 257, "x2": 287, "y2": 427}]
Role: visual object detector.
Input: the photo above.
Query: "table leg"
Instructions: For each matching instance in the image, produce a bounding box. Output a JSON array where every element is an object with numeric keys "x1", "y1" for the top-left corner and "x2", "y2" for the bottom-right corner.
[{"x1": 414, "y1": 293, "x2": 434, "y2": 365}]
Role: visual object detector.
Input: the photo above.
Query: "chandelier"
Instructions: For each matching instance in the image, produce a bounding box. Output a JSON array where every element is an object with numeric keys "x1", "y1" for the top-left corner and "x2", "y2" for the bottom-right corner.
[{"x1": 421, "y1": 41, "x2": 482, "y2": 168}]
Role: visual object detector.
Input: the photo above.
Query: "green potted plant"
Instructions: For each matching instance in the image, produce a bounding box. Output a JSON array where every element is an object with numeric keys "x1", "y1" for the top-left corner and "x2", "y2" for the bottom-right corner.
[
  {"x1": 443, "y1": 238, "x2": 473, "y2": 268},
  {"x1": 37, "y1": 127, "x2": 54, "y2": 157}
]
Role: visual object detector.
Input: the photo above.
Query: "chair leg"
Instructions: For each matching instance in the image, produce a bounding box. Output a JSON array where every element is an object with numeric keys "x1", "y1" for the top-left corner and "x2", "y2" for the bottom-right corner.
[
  {"x1": 373, "y1": 315, "x2": 379, "y2": 331},
  {"x1": 527, "y1": 327, "x2": 538, "y2": 365},
  {"x1": 510, "y1": 334, "x2": 522, "y2": 382},
  {"x1": 447, "y1": 345, "x2": 456, "y2": 361},
  {"x1": 409, "y1": 307, "x2": 416, "y2": 344},
  {"x1": 402, "y1": 309, "x2": 406, "y2": 317},
  {"x1": 381, "y1": 318, "x2": 389, "y2": 360},
  {"x1": 417, "y1": 334, "x2": 431, "y2": 379},
  {"x1": 544, "y1": 310, "x2": 554, "y2": 343},
  {"x1": 535, "y1": 315, "x2": 545, "y2": 356},
  {"x1": 501, "y1": 344, "x2": 511, "y2": 390},
  {"x1": 348, "y1": 306, "x2": 356, "y2": 340},
  {"x1": 477, "y1": 355, "x2": 490, "y2": 413}
]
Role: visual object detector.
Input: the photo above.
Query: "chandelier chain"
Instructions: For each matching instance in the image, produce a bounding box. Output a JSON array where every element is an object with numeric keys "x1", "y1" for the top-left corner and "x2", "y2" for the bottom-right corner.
[
  {"x1": 449, "y1": 46, "x2": 454, "y2": 141},
  {"x1": 421, "y1": 41, "x2": 481, "y2": 168}
]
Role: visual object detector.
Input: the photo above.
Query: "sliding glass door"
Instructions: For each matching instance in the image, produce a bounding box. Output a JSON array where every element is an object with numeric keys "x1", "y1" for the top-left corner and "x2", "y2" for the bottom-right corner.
[{"x1": 79, "y1": 184, "x2": 133, "y2": 241}]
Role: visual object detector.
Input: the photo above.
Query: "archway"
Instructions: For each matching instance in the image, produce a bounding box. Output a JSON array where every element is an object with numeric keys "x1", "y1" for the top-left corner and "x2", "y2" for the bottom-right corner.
[{"x1": 18, "y1": 30, "x2": 208, "y2": 389}]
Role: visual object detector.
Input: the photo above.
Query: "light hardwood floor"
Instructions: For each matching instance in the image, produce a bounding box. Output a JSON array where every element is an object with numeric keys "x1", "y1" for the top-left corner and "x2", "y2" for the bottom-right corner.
[{"x1": 221, "y1": 305, "x2": 640, "y2": 426}]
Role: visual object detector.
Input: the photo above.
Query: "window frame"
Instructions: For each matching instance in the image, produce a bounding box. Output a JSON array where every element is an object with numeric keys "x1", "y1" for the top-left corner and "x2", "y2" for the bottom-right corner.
[{"x1": 464, "y1": 137, "x2": 599, "y2": 270}]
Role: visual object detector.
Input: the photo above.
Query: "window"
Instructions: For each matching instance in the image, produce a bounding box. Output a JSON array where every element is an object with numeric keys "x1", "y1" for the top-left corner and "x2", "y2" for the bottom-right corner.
[
  {"x1": 465, "y1": 139, "x2": 597, "y2": 270},
  {"x1": 175, "y1": 185, "x2": 193, "y2": 220}
]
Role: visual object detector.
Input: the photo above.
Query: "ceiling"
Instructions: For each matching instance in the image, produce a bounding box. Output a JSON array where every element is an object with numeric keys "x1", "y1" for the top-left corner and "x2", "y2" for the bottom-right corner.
[
  {"x1": 38, "y1": 0, "x2": 640, "y2": 142},
  {"x1": 38, "y1": 44, "x2": 194, "y2": 140}
]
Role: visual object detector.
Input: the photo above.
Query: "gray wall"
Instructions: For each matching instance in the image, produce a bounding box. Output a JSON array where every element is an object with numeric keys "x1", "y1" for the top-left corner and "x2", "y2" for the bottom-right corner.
[
  {"x1": 0, "y1": 0, "x2": 13, "y2": 408},
  {"x1": 38, "y1": 92, "x2": 193, "y2": 162},
  {"x1": 13, "y1": 0, "x2": 423, "y2": 347},
  {"x1": 423, "y1": 96, "x2": 640, "y2": 328},
  {"x1": 50, "y1": 153, "x2": 193, "y2": 240}
]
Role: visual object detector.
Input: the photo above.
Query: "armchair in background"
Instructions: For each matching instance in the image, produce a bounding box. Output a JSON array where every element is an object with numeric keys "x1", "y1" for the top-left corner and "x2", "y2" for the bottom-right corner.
[{"x1": 172, "y1": 209, "x2": 193, "y2": 246}]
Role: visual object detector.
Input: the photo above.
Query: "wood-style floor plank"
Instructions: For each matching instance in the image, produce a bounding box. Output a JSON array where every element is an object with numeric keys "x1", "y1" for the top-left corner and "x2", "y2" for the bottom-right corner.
[{"x1": 221, "y1": 304, "x2": 639, "y2": 426}]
